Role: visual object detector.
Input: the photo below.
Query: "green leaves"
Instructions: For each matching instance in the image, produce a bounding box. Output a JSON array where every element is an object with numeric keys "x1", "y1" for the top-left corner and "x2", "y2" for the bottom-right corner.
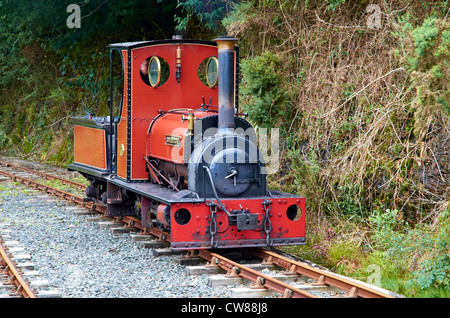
[
  {"x1": 395, "y1": 14, "x2": 450, "y2": 120},
  {"x1": 240, "y1": 51, "x2": 290, "y2": 129},
  {"x1": 411, "y1": 250, "x2": 450, "y2": 290},
  {"x1": 368, "y1": 207, "x2": 450, "y2": 293},
  {"x1": 0, "y1": 0, "x2": 179, "y2": 163},
  {"x1": 175, "y1": 0, "x2": 231, "y2": 32}
]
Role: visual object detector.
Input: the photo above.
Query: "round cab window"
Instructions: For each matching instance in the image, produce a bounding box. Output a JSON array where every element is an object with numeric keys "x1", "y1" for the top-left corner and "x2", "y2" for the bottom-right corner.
[
  {"x1": 148, "y1": 56, "x2": 161, "y2": 87},
  {"x1": 198, "y1": 56, "x2": 218, "y2": 88},
  {"x1": 140, "y1": 56, "x2": 169, "y2": 87},
  {"x1": 206, "y1": 57, "x2": 218, "y2": 87}
]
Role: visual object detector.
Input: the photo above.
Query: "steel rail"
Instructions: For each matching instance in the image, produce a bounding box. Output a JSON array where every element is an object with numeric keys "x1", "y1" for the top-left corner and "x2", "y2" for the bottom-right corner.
[
  {"x1": 251, "y1": 248, "x2": 397, "y2": 298},
  {"x1": 0, "y1": 169, "x2": 106, "y2": 212},
  {"x1": 0, "y1": 160, "x2": 86, "y2": 189},
  {"x1": 0, "y1": 239, "x2": 36, "y2": 298},
  {"x1": 197, "y1": 249, "x2": 318, "y2": 298}
]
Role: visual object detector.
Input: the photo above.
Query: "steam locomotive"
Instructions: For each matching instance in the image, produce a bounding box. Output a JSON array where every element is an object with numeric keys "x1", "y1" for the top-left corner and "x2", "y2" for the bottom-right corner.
[{"x1": 68, "y1": 36, "x2": 305, "y2": 249}]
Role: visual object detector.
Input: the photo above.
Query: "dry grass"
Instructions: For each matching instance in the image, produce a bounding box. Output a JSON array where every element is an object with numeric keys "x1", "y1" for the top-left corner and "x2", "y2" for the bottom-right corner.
[{"x1": 228, "y1": 0, "x2": 449, "y2": 223}]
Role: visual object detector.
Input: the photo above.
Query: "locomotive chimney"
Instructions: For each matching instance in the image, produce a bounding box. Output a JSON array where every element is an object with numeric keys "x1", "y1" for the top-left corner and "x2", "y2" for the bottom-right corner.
[{"x1": 214, "y1": 36, "x2": 238, "y2": 132}]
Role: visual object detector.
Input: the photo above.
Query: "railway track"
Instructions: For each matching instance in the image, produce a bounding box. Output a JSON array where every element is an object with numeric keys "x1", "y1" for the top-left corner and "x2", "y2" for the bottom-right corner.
[
  {"x1": 193, "y1": 248, "x2": 402, "y2": 298},
  {"x1": 0, "y1": 226, "x2": 59, "y2": 298},
  {"x1": 0, "y1": 158, "x2": 403, "y2": 298},
  {"x1": 0, "y1": 233, "x2": 36, "y2": 298}
]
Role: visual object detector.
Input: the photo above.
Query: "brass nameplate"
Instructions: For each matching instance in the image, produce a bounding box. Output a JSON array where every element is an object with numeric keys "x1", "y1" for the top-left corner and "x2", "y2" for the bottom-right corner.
[{"x1": 165, "y1": 135, "x2": 181, "y2": 147}]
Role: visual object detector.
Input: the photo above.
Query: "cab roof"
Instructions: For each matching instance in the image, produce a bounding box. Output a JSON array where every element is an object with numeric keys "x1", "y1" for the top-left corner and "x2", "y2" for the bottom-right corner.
[{"x1": 108, "y1": 39, "x2": 217, "y2": 50}]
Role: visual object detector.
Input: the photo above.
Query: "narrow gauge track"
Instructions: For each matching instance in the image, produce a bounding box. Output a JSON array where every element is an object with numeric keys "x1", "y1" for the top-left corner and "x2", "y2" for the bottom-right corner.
[
  {"x1": 195, "y1": 248, "x2": 401, "y2": 298},
  {"x1": 1, "y1": 225, "x2": 58, "y2": 298},
  {"x1": 0, "y1": 236, "x2": 36, "y2": 298},
  {"x1": 0, "y1": 160, "x2": 402, "y2": 298},
  {"x1": 0, "y1": 160, "x2": 86, "y2": 190},
  {"x1": 0, "y1": 160, "x2": 170, "y2": 243}
]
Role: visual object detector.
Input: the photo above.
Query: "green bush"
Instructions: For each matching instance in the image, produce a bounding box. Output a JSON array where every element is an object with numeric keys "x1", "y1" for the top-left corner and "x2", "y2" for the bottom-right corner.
[
  {"x1": 240, "y1": 51, "x2": 292, "y2": 129},
  {"x1": 368, "y1": 208, "x2": 450, "y2": 296},
  {"x1": 394, "y1": 14, "x2": 450, "y2": 139},
  {"x1": 0, "y1": 0, "x2": 179, "y2": 164},
  {"x1": 408, "y1": 209, "x2": 450, "y2": 293}
]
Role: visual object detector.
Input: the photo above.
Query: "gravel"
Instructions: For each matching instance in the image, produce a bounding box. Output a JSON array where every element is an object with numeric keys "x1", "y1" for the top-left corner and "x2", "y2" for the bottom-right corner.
[{"x1": 0, "y1": 181, "x2": 230, "y2": 298}]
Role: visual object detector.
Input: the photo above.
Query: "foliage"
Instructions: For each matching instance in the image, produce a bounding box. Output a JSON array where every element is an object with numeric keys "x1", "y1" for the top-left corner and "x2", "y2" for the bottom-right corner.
[
  {"x1": 0, "y1": 0, "x2": 178, "y2": 164},
  {"x1": 222, "y1": 0, "x2": 449, "y2": 224},
  {"x1": 222, "y1": 1, "x2": 449, "y2": 297},
  {"x1": 368, "y1": 208, "x2": 450, "y2": 296},
  {"x1": 408, "y1": 209, "x2": 450, "y2": 292},
  {"x1": 394, "y1": 13, "x2": 450, "y2": 140},
  {"x1": 175, "y1": 0, "x2": 235, "y2": 34},
  {"x1": 240, "y1": 51, "x2": 293, "y2": 129},
  {"x1": 368, "y1": 208, "x2": 404, "y2": 234},
  {"x1": 324, "y1": 0, "x2": 347, "y2": 11}
]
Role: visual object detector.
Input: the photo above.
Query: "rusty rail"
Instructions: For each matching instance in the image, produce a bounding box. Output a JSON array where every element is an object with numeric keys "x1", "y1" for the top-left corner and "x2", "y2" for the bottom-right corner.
[
  {"x1": 197, "y1": 248, "x2": 399, "y2": 298},
  {"x1": 0, "y1": 160, "x2": 86, "y2": 189},
  {"x1": 198, "y1": 249, "x2": 318, "y2": 298},
  {"x1": 0, "y1": 239, "x2": 36, "y2": 298},
  {"x1": 0, "y1": 168, "x2": 105, "y2": 212},
  {"x1": 250, "y1": 248, "x2": 398, "y2": 298}
]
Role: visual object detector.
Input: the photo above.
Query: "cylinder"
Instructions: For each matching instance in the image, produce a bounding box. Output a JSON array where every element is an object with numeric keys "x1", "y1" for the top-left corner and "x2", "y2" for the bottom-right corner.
[{"x1": 214, "y1": 36, "x2": 238, "y2": 132}]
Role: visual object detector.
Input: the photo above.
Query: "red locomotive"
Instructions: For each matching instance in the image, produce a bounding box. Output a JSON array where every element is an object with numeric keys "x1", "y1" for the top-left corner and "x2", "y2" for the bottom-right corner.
[{"x1": 69, "y1": 36, "x2": 306, "y2": 249}]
